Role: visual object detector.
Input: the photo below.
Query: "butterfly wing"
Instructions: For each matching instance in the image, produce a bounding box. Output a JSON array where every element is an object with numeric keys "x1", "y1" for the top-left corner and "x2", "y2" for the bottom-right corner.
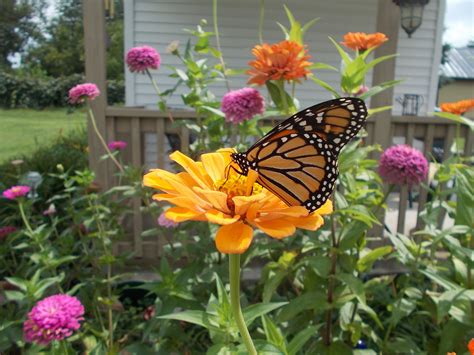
[
  {"x1": 245, "y1": 129, "x2": 338, "y2": 212},
  {"x1": 237, "y1": 97, "x2": 367, "y2": 212},
  {"x1": 261, "y1": 97, "x2": 368, "y2": 155}
]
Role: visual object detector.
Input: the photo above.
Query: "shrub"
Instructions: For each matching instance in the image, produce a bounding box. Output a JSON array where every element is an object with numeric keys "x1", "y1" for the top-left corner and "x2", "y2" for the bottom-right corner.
[{"x1": 0, "y1": 72, "x2": 124, "y2": 109}]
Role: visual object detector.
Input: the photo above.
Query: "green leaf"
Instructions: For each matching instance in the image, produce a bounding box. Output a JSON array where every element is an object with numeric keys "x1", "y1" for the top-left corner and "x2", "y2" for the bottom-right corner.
[
  {"x1": 287, "y1": 325, "x2": 319, "y2": 355},
  {"x1": 336, "y1": 274, "x2": 366, "y2": 305},
  {"x1": 263, "y1": 269, "x2": 288, "y2": 303},
  {"x1": 368, "y1": 106, "x2": 392, "y2": 116},
  {"x1": 420, "y1": 269, "x2": 461, "y2": 291},
  {"x1": 309, "y1": 76, "x2": 340, "y2": 98},
  {"x1": 158, "y1": 310, "x2": 220, "y2": 331},
  {"x1": 261, "y1": 315, "x2": 287, "y2": 353},
  {"x1": 433, "y1": 111, "x2": 474, "y2": 130},
  {"x1": 201, "y1": 105, "x2": 225, "y2": 118},
  {"x1": 329, "y1": 37, "x2": 352, "y2": 66},
  {"x1": 175, "y1": 68, "x2": 189, "y2": 81},
  {"x1": 277, "y1": 291, "x2": 327, "y2": 321},
  {"x1": 356, "y1": 246, "x2": 393, "y2": 273},
  {"x1": 308, "y1": 62, "x2": 338, "y2": 71},
  {"x1": 358, "y1": 80, "x2": 403, "y2": 100},
  {"x1": 243, "y1": 302, "x2": 287, "y2": 327},
  {"x1": 365, "y1": 54, "x2": 398, "y2": 71}
]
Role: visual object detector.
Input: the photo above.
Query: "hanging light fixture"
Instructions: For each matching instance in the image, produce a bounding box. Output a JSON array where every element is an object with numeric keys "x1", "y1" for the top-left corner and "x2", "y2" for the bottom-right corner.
[{"x1": 392, "y1": 0, "x2": 430, "y2": 37}]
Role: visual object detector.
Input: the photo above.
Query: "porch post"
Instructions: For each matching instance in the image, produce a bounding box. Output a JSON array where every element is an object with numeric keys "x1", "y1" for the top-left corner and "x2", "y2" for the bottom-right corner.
[
  {"x1": 83, "y1": 0, "x2": 108, "y2": 187},
  {"x1": 371, "y1": 0, "x2": 400, "y2": 152}
]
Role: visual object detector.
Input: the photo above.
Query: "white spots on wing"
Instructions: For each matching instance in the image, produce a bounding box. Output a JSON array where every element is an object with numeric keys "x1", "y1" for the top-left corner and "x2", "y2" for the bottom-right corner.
[
  {"x1": 281, "y1": 137, "x2": 288, "y2": 143},
  {"x1": 347, "y1": 104, "x2": 354, "y2": 110},
  {"x1": 299, "y1": 120, "x2": 307, "y2": 126},
  {"x1": 333, "y1": 138, "x2": 341, "y2": 144}
]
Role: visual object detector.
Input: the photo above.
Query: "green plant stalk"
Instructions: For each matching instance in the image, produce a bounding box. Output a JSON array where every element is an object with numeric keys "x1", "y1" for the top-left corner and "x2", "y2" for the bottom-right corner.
[
  {"x1": 145, "y1": 69, "x2": 175, "y2": 123},
  {"x1": 277, "y1": 80, "x2": 289, "y2": 114},
  {"x1": 19, "y1": 201, "x2": 45, "y2": 252},
  {"x1": 229, "y1": 254, "x2": 257, "y2": 355},
  {"x1": 258, "y1": 0, "x2": 265, "y2": 44},
  {"x1": 324, "y1": 212, "x2": 338, "y2": 346},
  {"x1": 86, "y1": 105, "x2": 124, "y2": 173}
]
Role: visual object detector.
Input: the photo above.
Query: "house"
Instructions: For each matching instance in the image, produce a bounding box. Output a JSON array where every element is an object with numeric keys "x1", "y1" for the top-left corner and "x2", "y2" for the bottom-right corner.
[
  {"x1": 439, "y1": 45, "x2": 474, "y2": 119},
  {"x1": 124, "y1": 0, "x2": 445, "y2": 117},
  {"x1": 83, "y1": 0, "x2": 471, "y2": 258}
]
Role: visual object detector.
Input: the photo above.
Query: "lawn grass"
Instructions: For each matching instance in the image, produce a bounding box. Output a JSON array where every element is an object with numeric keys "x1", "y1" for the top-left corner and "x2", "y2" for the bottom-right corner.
[{"x1": 0, "y1": 108, "x2": 86, "y2": 162}]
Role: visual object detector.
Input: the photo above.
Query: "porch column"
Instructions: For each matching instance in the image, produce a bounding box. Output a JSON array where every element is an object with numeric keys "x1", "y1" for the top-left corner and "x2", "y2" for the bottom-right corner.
[
  {"x1": 371, "y1": 0, "x2": 400, "y2": 152},
  {"x1": 83, "y1": 0, "x2": 108, "y2": 187}
]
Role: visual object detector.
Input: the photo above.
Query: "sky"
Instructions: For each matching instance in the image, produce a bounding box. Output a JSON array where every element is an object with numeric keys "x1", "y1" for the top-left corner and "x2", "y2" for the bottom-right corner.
[{"x1": 443, "y1": 0, "x2": 474, "y2": 47}]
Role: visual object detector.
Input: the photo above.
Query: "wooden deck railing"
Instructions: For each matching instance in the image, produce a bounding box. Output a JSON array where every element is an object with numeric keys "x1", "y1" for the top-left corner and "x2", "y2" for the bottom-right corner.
[{"x1": 100, "y1": 106, "x2": 472, "y2": 259}]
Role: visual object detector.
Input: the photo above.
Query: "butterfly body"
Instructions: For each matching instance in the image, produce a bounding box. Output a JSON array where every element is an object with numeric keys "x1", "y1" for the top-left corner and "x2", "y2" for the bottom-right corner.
[{"x1": 231, "y1": 97, "x2": 368, "y2": 212}]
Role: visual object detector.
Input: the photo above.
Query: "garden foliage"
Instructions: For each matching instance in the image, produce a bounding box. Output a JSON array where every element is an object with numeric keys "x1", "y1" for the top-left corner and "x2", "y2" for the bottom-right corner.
[{"x1": 0, "y1": 5, "x2": 473, "y2": 355}]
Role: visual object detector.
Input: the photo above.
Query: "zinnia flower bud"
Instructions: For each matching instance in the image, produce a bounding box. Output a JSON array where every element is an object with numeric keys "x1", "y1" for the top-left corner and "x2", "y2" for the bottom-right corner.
[
  {"x1": 378, "y1": 145, "x2": 428, "y2": 186},
  {"x1": 221, "y1": 88, "x2": 265, "y2": 124},
  {"x1": 68, "y1": 83, "x2": 100, "y2": 104},
  {"x1": 126, "y1": 46, "x2": 161, "y2": 73},
  {"x1": 23, "y1": 294, "x2": 84, "y2": 345}
]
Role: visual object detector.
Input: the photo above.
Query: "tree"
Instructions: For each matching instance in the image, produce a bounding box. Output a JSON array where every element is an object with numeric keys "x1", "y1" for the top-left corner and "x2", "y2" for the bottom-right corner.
[
  {"x1": 24, "y1": 0, "x2": 124, "y2": 80},
  {"x1": 0, "y1": 0, "x2": 42, "y2": 69}
]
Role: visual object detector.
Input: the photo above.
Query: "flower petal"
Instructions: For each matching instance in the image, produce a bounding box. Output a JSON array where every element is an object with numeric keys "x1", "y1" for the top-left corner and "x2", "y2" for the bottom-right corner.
[
  {"x1": 201, "y1": 150, "x2": 234, "y2": 183},
  {"x1": 215, "y1": 222, "x2": 253, "y2": 254},
  {"x1": 165, "y1": 207, "x2": 206, "y2": 222},
  {"x1": 143, "y1": 170, "x2": 176, "y2": 191},
  {"x1": 316, "y1": 200, "x2": 333, "y2": 215},
  {"x1": 152, "y1": 194, "x2": 204, "y2": 212},
  {"x1": 287, "y1": 214, "x2": 325, "y2": 230},
  {"x1": 233, "y1": 193, "x2": 266, "y2": 216},
  {"x1": 254, "y1": 219, "x2": 296, "y2": 239},
  {"x1": 193, "y1": 187, "x2": 231, "y2": 214},
  {"x1": 205, "y1": 209, "x2": 240, "y2": 225},
  {"x1": 170, "y1": 151, "x2": 213, "y2": 189}
]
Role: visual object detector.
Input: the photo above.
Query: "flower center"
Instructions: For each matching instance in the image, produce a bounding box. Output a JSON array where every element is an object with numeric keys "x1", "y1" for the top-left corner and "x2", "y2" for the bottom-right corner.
[{"x1": 215, "y1": 174, "x2": 263, "y2": 212}]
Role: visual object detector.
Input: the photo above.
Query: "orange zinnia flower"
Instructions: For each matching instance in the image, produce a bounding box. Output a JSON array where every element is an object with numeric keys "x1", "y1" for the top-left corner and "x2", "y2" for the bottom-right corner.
[
  {"x1": 247, "y1": 40, "x2": 313, "y2": 86},
  {"x1": 440, "y1": 99, "x2": 474, "y2": 115},
  {"x1": 468, "y1": 338, "x2": 474, "y2": 355},
  {"x1": 341, "y1": 32, "x2": 388, "y2": 51},
  {"x1": 143, "y1": 150, "x2": 332, "y2": 254}
]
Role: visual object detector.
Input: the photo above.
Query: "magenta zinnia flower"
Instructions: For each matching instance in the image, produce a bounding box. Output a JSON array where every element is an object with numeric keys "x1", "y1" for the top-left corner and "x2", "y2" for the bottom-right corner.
[
  {"x1": 68, "y1": 83, "x2": 100, "y2": 104},
  {"x1": 158, "y1": 212, "x2": 178, "y2": 228},
  {"x1": 108, "y1": 141, "x2": 127, "y2": 151},
  {"x1": 379, "y1": 145, "x2": 428, "y2": 186},
  {"x1": 126, "y1": 46, "x2": 161, "y2": 73},
  {"x1": 2, "y1": 185, "x2": 30, "y2": 200},
  {"x1": 23, "y1": 294, "x2": 84, "y2": 345},
  {"x1": 0, "y1": 226, "x2": 17, "y2": 240},
  {"x1": 221, "y1": 87, "x2": 265, "y2": 124}
]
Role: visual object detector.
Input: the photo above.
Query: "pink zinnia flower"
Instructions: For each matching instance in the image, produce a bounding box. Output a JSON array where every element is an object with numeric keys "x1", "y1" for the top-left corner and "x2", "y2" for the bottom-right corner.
[
  {"x1": 221, "y1": 87, "x2": 265, "y2": 124},
  {"x1": 68, "y1": 83, "x2": 100, "y2": 104},
  {"x1": 378, "y1": 145, "x2": 428, "y2": 186},
  {"x1": 158, "y1": 212, "x2": 178, "y2": 228},
  {"x1": 126, "y1": 46, "x2": 161, "y2": 73},
  {"x1": 108, "y1": 141, "x2": 127, "y2": 151},
  {"x1": 23, "y1": 294, "x2": 84, "y2": 345},
  {"x1": 0, "y1": 226, "x2": 17, "y2": 240},
  {"x1": 2, "y1": 185, "x2": 30, "y2": 200}
]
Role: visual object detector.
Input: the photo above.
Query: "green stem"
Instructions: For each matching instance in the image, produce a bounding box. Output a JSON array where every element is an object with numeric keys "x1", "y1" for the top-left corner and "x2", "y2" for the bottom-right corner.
[
  {"x1": 18, "y1": 201, "x2": 33, "y2": 234},
  {"x1": 258, "y1": 0, "x2": 265, "y2": 44},
  {"x1": 277, "y1": 80, "x2": 289, "y2": 115},
  {"x1": 229, "y1": 254, "x2": 257, "y2": 355},
  {"x1": 86, "y1": 105, "x2": 124, "y2": 173}
]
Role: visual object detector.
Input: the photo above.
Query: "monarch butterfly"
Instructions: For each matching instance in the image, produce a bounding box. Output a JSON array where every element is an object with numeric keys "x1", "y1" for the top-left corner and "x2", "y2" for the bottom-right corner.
[{"x1": 231, "y1": 97, "x2": 368, "y2": 212}]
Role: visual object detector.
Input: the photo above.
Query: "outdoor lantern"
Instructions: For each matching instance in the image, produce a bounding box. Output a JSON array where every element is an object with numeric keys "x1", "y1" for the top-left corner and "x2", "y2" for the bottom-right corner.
[
  {"x1": 393, "y1": 0, "x2": 430, "y2": 37},
  {"x1": 22, "y1": 171, "x2": 43, "y2": 198}
]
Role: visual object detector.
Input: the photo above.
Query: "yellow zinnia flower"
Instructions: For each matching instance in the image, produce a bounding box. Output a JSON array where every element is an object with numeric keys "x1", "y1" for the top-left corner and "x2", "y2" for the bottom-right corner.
[{"x1": 143, "y1": 149, "x2": 332, "y2": 254}]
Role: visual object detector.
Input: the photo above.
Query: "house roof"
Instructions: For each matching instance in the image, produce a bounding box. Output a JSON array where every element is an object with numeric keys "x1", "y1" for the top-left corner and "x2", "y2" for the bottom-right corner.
[{"x1": 441, "y1": 46, "x2": 474, "y2": 79}]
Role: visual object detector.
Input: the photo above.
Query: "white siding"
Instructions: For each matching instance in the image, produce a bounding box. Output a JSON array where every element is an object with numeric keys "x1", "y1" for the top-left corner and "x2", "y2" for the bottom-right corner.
[
  {"x1": 125, "y1": 0, "x2": 443, "y2": 116},
  {"x1": 393, "y1": 0, "x2": 444, "y2": 115}
]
